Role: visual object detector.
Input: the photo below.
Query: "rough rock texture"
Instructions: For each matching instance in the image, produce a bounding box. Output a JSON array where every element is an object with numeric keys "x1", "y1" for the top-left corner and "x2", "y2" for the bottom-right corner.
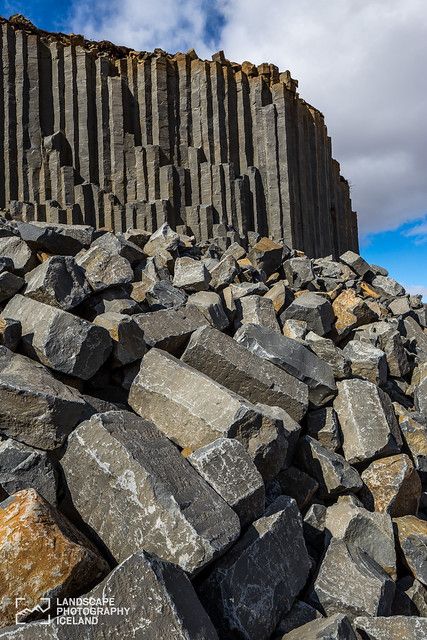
[
  {"x1": 24, "y1": 255, "x2": 91, "y2": 310},
  {"x1": 281, "y1": 614, "x2": 357, "y2": 640},
  {"x1": 393, "y1": 516, "x2": 427, "y2": 585},
  {"x1": 281, "y1": 293, "x2": 335, "y2": 336},
  {"x1": 61, "y1": 411, "x2": 240, "y2": 573},
  {"x1": 354, "y1": 616, "x2": 427, "y2": 639},
  {"x1": 0, "y1": 439, "x2": 58, "y2": 504},
  {"x1": 0, "y1": 489, "x2": 108, "y2": 627}
]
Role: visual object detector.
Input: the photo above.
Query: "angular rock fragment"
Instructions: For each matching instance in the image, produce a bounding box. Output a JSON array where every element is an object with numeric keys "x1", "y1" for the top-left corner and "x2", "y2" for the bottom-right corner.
[
  {"x1": 93, "y1": 312, "x2": 146, "y2": 366},
  {"x1": 340, "y1": 250, "x2": 371, "y2": 277},
  {"x1": 361, "y1": 454, "x2": 422, "y2": 517},
  {"x1": 342, "y1": 340, "x2": 387, "y2": 385},
  {"x1": 332, "y1": 289, "x2": 377, "y2": 335},
  {"x1": 0, "y1": 317, "x2": 21, "y2": 351},
  {"x1": 76, "y1": 244, "x2": 134, "y2": 292},
  {"x1": 415, "y1": 366, "x2": 427, "y2": 417},
  {"x1": 305, "y1": 331, "x2": 350, "y2": 379},
  {"x1": 209, "y1": 255, "x2": 240, "y2": 290},
  {"x1": 283, "y1": 257, "x2": 315, "y2": 289},
  {"x1": 281, "y1": 293, "x2": 334, "y2": 336},
  {"x1": 296, "y1": 436, "x2": 363, "y2": 498},
  {"x1": 325, "y1": 501, "x2": 396, "y2": 577},
  {"x1": 0, "y1": 439, "x2": 58, "y2": 505},
  {"x1": 306, "y1": 407, "x2": 341, "y2": 451},
  {"x1": 173, "y1": 256, "x2": 211, "y2": 292},
  {"x1": 303, "y1": 503, "x2": 327, "y2": 548},
  {"x1": 17, "y1": 220, "x2": 94, "y2": 255},
  {"x1": 394, "y1": 404, "x2": 427, "y2": 479},
  {"x1": 182, "y1": 325, "x2": 308, "y2": 421},
  {"x1": 133, "y1": 305, "x2": 207, "y2": 354},
  {"x1": 24, "y1": 256, "x2": 91, "y2": 310},
  {"x1": 92, "y1": 231, "x2": 145, "y2": 264},
  {"x1": 334, "y1": 379, "x2": 402, "y2": 464},
  {"x1": 0, "y1": 235, "x2": 37, "y2": 275},
  {"x1": 354, "y1": 615, "x2": 427, "y2": 640},
  {"x1": 0, "y1": 270, "x2": 24, "y2": 302},
  {"x1": 356, "y1": 321, "x2": 411, "y2": 378},
  {"x1": 230, "y1": 281, "x2": 269, "y2": 300},
  {"x1": 274, "y1": 600, "x2": 323, "y2": 638},
  {"x1": 235, "y1": 323, "x2": 336, "y2": 407},
  {"x1": 4, "y1": 295, "x2": 112, "y2": 380},
  {"x1": 393, "y1": 576, "x2": 427, "y2": 616},
  {"x1": 146, "y1": 279, "x2": 188, "y2": 310},
  {"x1": 200, "y1": 496, "x2": 310, "y2": 640},
  {"x1": 0, "y1": 489, "x2": 108, "y2": 628},
  {"x1": 277, "y1": 466, "x2": 319, "y2": 510},
  {"x1": 188, "y1": 437, "x2": 265, "y2": 528},
  {"x1": 143, "y1": 222, "x2": 181, "y2": 256},
  {"x1": 283, "y1": 318, "x2": 308, "y2": 341},
  {"x1": 311, "y1": 539, "x2": 395, "y2": 618},
  {"x1": 235, "y1": 295, "x2": 281, "y2": 332},
  {"x1": 402, "y1": 316, "x2": 427, "y2": 361},
  {"x1": 394, "y1": 516, "x2": 427, "y2": 585},
  {"x1": 264, "y1": 280, "x2": 292, "y2": 315},
  {"x1": 248, "y1": 237, "x2": 284, "y2": 276},
  {"x1": 0, "y1": 346, "x2": 85, "y2": 449},
  {"x1": 252, "y1": 403, "x2": 300, "y2": 480},
  {"x1": 188, "y1": 290, "x2": 229, "y2": 330},
  {"x1": 371, "y1": 275, "x2": 405, "y2": 299},
  {"x1": 281, "y1": 614, "x2": 357, "y2": 640},
  {"x1": 61, "y1": 411, "x2": 240, "y2": 573}
]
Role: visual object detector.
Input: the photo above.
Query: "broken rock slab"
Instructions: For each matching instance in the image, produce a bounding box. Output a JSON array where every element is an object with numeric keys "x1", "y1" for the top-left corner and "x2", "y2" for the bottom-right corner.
[
  {"x1": 132, "y1": 305, "x2": 207, "y2": 354},
  {"x1": 0, "y1": 489, "x2": 108, "y2": 628},
  {"x1": 200, "y1": 496, "x2": 310, "y2": 640},
  {"x1": 188, "y1": 290, "x2": 229, "y2": 330},
  {"x1": 24, "y1": 255, "x2": 91, "y2": 310},
  {"x1": 394, "y1": 516, "x2": 427, "y2": 586},
  {"x1": 305, "y1": 331, "x2": 350, "y2": 379},
  {"x1": 17, "y1": 220, "x2": 94, "y2": 255},
  {"x1": 306, "y1": 407, "x2": 342, "y2": 451},
  {"x1": 181, "y1": 325, "x2": 308, "y2": 421},
  {"x1": 235, "y1": 323, "x2": 336, "y2": 407},
  {"x1": 332, "y1": 289, "x2": 378, "y2": 335},
  {"x1": 0, "y1": 235, "x2": 37, "y2": 275},
  {"x1": 92, "y1": 312, "x2": 146, "y2": 367},
  {"x1": 0, "y1": 270, "x2": 24, "y2": 303},
  {"x1": 342, "y1": 340, "x2": 387, "y2": 386},
  {"x1": 0, "y1": 317, "x2": 21, "y2": 351},
  {"x1": 0, "y1": 346, "x2": 85, "y2": 449},
  {"x1": 188, "y1": 437, "x2": 265, "y2": 528},
  {"x1": 76, "y1": 244, "x2": 134, "y2": 292},
  {"x1": 281, "y1": 614, "x2": 357, "y2": 640},
  {"x1": 281, "y1": 293, "x2": 334, "y2": 336},
  {"x1": 235, "y1": 295, "x2": 281, "y2": 332},
  {"x1": 173, "y1": 256, "x2": 211, "y2": 292},
  {"x1": 3, "y1": 294, "x2": 112, "y2": 380},
  {"x1": 145, "y1": 279, "x2": 188, "y2": 310},
  {"x1": 248, "y1": 237, "x2": 284, "y2": 276},
  {"x1": 61, "y1": 411, "x2": 240, "y2": 574},
  {"x1": 334, "y1": 379, "x2": 402, "y2": 464},
  {"x1": 354, "y1": 616, "x2": 427, "y2": 640},
  {"x1": 310, "y1": 539, "x2": 395, "y2": 618}
]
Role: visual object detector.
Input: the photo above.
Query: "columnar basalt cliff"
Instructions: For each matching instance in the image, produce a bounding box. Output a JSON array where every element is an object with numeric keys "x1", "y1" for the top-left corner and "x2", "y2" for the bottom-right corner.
[{"x1": 0, "y1": 15, "x2": 358, "y2": 256}]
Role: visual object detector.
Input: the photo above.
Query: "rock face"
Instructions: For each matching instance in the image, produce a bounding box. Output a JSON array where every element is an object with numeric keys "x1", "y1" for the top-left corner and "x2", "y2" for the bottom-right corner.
[
  {"x1": 0, "y1": 489, "x2": 108, "y2": 628},
  {"x1": 24, "y1": 256, "x2": 91, "y2": 310},
  {"x1": 61, "y1": 411, "x2": 240, "y2": 573},
  {"x1": 0, "y1": 16, "x2": 358, "y2": 255}
]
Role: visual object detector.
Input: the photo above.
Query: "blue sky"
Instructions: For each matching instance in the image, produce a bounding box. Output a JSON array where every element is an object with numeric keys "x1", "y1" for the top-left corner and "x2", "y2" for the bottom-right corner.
[{"x1": 1, "y1": 0, "x2": 426, "y2": 298}]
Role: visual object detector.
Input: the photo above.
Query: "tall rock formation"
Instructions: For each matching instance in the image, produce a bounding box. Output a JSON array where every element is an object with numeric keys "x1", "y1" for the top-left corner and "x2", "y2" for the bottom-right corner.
[{"x1": 0, "y1": 14, "x2": 358, "y2": 256}]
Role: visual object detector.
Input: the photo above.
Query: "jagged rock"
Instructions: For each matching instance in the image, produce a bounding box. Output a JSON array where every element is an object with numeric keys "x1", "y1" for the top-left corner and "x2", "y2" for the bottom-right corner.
[
  {"x1": 92, "y1": 312, "x2": 146, "y2": 366},
  {"x1": 264, "y1": 280, "x2": 293, "y2": 315},
  {"x1": 17, "y1": 220, "x2": 94, "y2": 255},
  {"x1": 209, "y1": 255, "x2": 240, "y2": 290},
  {"x1": 173, "y1": 256, "x2": 211, "y2": 292},
  {"x1": 4, "y1": 294, "x2": 112, "y2": 380},
  {"x1": 394, "y1": 404, "x2": 427, "y2": 479},
  {"x1": 311, "y1": 539, "x2": 395, "y2": 618},
  {"x1": 129, "y1": 349, "x2": 288, "y2": 475},
  {"x1": 61, "y1": 411, "x2": 240, "y2": 574},
  {"x1": 306, "y1": 407, "x2": 341, "y2": 451},
  {"x1": 235, "y1": 323, "x2": 336, "y2": 407},
  {"x1": 76, "y1": 244, "x2": 134, "y2": 292},
  {"x1": 223, "y1": 240, "x2": 247, "y2": 261},
  {"x1": 188, "y1": 437, "x2": 265, "y2": 528},
  {"x1": 415, "y1": 366, "x2": 427, "y2": 416},
  {"x1": 0, "y1": 257, "x2": 14, "y2": 273},
  {"x1": 402, "y1": 316, "x2": 427, "y2": 361},
  {"x1": 146, "y1": 280, "x2": 188, "y2": 310},
  {"x1": 342, "y1": 340, "x2": 387, "y2": 385},
  {"x1": 340, "y1": 250, "x2": 371, "y2": 278},
  {"x1": 371, "y1": 275, "x2": 405, "y2": 299},
  {"x1": 188, "y1": 290, "x2": 229, "y2": 330},
  {"x1": 303, "y1": 503, "x2": 327, "y2": 547},
  {"x1": 91, "y1": 231, "x2": 145, "y2": 264},
  {"x1": 354, "y1": 616, "x2": 427, "y2": 640},
  {"x1": 0, "y1": 235, "x2": 36, "y2": 275},
  {"x1": 0, "y1": 439, "x2": 58, "y2": 504},
  {"x1": 123, "y1": 227, "x2": 151, "y2": 248},
  {"x1": 283, "y1": 318, "x2": 309, "y2": 340},
  {"x1": 0, "y1": 270, "x2": 24, "y2": 302},
  {"x1": 143, "y1": 223, "x2": 180, "y2": 256},
  {"x1": 361, "y1": 454, "x2": 422, "y2": 517},
  {"x1": 230, "y1": 281, "x2": 269, "y2": 299},
  {"x1": 0, "y1": 346, "x2": 85, "y2": 449},
  {"x1": 0, "y1": 317, "x2": 21, "y2": 351},
  {"x1": 281, "y1": 293, "x2": 334, "y2": 337},
  {"x1": 133, "y1": 305, "x2": 207, "y2": 353},
  {"x1": 334, "y1": 379, "x2": 402, "y2": 464},
  {"x1": 181, "y1": 325, "x2": 308, "y2": 421},
  {"x1": 394, "y1": 516, "x2": 427, "y2": 585},
  {"x1": 248, "y1": 237, "x2": 284, "y2": 276},
  {"x1": 277, "y1": 466, "x2": 319, "y2": 510},
  {"x1": 296, "y1": 436, "x2": 363, "y2": 498},
  {"x1": 283, "y1": 257, "x2": 315, "y2": 289},
  {"x1": 325, "y1": 501, "x2": 396, "y2": 577},
  {"x1": 84, "y1": 286, "x2": 143, "y2": 319},
  {"x1": 305, "y1": 331, "x2": 350, "y2": 379},
  {"x1": 24, "y1": 255, "x2": 91, "y2": 310},
  {"x1": 235, "y1": 295, "x2": 281, "y2": 332},
  {"x1": 0, "y1": 489, "x2": 108, "y2": 628},
  {"x1": 281, "y1": 614, "x2": 357, "y2": 640},
  {"x1": 389, "y1": 296, "x2": 412, "y2": 317},
  {"x1": 253, "y1": 403, "x2": 301, "y2": 480},
  {"x1": 274, "y1": 601, "x2": 323, "y2": 638},
  {"x1": 355, "y1": 321, "x2": 410, "y2": 378},
  {"x1": 332, "y1": 289, "x2": 377, "y2": 334},
  {"x1": 393, "y1": 576, "x2": 427, "y2": 616},
  {"x1": 200, "y1": 496, "x2": 310, "y2": 640}
]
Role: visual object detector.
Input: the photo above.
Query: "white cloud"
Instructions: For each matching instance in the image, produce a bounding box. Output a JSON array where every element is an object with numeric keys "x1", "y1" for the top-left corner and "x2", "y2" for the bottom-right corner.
[{"x1": 404, "y1": 220, "x2": 427, "y2": 244}]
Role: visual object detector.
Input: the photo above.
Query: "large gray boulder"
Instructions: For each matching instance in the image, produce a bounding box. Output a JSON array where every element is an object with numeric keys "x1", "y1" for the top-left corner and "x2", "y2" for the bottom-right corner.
[
  {"x1": 0, "y1": 235, "x2": 37, "y2": 275},
  {"x1": 61, "y1": 411, "x2": 240, "y2": 574},
  {"x1": 188, "y1": 290, "x2": 229, "y2": 330},
  {"x1": 188, "y1": 437, "x2": 265, "y2": 528},
  {"x1": 17, "y1": 220, "x2": 94, "y2": 255},
  {"x1": 133, "y1": 306, "x2": 207, "y2": 354},
  {"x1": 181, "y1": 325, "x2": 308, "y2": 421},
  {"x1": 342, "y1": 340, "x2": 387, "y2": 386},
  {"x1": 235, "y1": 323, "x2": 336, "y2": 407},
  {"x1": 3, "y1": 294, "x2": 112, "y2": 380},
  {"x1": 76, "y1": 244, "x2": 134, "y2": 292},
  {"x1": 0, "y1": 346, "x2": 85, "y2": 449},
  {"x1": 173, "y1": 256, "x2": 211, "y2": 292},
  {"x1": 334, "y1": 379, "x2": 402, "y2": 464},
  {"x1": 305, "y1": 332, "x2": 350, "y2": 379},
  {"x1": 0, "y1": 270, "x2": 24, "y2": 303},
  {"x1": 281, "y1": 293, "x2": 334, "y2": 337},
  {"x1": 200, "y1": 496, "x2": 310, "y2": 640},
  {"x1": 24, "y1": 256, "x2": 91, "y2": 310}
]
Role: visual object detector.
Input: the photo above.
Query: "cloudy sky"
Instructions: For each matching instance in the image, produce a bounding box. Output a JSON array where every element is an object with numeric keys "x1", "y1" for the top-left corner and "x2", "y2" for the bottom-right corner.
[{"x1": 1, "y1": 0, "x2": 426, "y2": 297}]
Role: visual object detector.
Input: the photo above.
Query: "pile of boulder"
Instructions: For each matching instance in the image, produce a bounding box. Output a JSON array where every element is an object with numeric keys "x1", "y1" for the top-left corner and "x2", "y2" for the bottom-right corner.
[{"x1": 0, "y1": 216, "x2": 426, "y2": 639}]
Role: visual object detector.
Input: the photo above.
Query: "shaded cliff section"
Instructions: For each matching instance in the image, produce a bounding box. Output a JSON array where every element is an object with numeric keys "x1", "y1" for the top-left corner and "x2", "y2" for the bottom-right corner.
[{"x1": 0, "y1": 14, "x2": 358, "y2": 256}]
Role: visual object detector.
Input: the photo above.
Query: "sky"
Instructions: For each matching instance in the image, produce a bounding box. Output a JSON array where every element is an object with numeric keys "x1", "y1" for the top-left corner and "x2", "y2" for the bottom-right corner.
[{"x1": 1, "y1": 0, "x2": 426, "y2": 298}]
